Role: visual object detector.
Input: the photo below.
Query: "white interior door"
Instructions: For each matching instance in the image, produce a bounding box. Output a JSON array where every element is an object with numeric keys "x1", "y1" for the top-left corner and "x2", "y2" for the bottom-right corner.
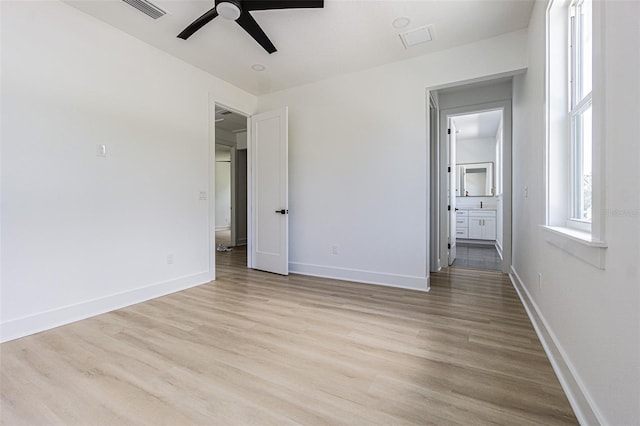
[
  {"x1": 250, "y1": 107, "x2": 289, "y2": 275},
  {"x1": 448, "y1": 118, "x2": 457, "y2": 265}
]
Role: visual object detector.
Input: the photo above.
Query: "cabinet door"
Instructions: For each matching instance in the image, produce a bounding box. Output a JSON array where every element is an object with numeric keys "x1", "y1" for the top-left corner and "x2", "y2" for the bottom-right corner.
[
  {"x1": 469, "y1": 218, "x2": 483, "y2": 239},
  {"x1": 482, "y1": 217, "x2": 497, "y2": 240}
]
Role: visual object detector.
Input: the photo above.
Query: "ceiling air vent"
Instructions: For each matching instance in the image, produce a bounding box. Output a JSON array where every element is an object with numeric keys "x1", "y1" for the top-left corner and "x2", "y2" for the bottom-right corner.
[
  {"x1": 122, "y1": 0, "x2": 166, "y2": 19},
  {"x1": 399, "y1": 25, "x2": 433, "y2": 48}
]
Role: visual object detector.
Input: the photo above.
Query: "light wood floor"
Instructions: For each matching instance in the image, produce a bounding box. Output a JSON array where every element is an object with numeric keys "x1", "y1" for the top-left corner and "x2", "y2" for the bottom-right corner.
[{"x1": 1, "y1": 246, "x2": 577, "y2": 425}]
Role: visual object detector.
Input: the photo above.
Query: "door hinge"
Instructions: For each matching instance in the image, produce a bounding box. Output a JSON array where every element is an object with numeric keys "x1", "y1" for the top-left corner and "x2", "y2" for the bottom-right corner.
[
  {"x1": 447, "y1": 128, "x2": 451, "y2": 134},
  {"x1": 448, "y1": 205, "x2": 451, "y2": 211},
  {"x1": 448, "y1": 166, "x2": 451, "y2": 173},
  {"x1": 448, "y1": 243, "x2": 451, "y2": 249}
]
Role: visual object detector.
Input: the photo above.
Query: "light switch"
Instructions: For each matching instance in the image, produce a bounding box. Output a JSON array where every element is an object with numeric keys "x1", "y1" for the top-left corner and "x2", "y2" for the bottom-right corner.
[{"x1": 96, "y1": 144, "x2": 107, "y2": 157}]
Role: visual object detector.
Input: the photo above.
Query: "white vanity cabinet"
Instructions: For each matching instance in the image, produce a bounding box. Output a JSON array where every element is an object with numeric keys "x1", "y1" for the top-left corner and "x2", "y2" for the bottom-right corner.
[
  {"x1": 468, "y1": 210, "x2": 496, "y2": 240},
  {"x1": 455, "y1": 210, "x2": 469, "y2": 238}
]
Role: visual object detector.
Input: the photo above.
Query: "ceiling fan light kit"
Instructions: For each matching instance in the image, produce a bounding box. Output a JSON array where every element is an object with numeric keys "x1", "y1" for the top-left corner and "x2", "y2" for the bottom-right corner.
[
  {"x1": 216, "y1": 1, "x2": 241, "y2": 20},
  {"x1": 177, "y1": 0, "x2": 324, "y2": 54}
]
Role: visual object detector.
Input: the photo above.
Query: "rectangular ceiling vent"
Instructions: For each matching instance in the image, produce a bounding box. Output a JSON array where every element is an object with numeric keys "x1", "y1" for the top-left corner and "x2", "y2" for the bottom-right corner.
[
  {"x1": 122, "y1": 0, "x2": 166, "y2": 19},
  {"x1": 399, "y1": 25, "x2": 433, "y2": 49}
]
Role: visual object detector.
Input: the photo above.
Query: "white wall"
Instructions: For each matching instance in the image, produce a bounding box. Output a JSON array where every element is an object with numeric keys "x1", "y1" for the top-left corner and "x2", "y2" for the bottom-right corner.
[
  {"x1": 233, "y1": 149, "x2": 248, "y2": 245},
  {"x1": 215, "y1": 161, "x2": 231, "y2": 230},
  {"x1": 236, "y1": 132, "x2": 248, "y2": 150},
  {"x1": 215, "y1": 147, "x2": 232, "y2": 230},
  {"x1": 456, "y1": 137, "x2": 497, "y2": 164},
  {"x1": 215, "y1": 128, "x2": 237, "y2": 147},
  {"x1": 437, "y1": 81, "x2": 513, "y2": 110},
  {"x1": 511, "y1": 0, "x2": 640, "y2": 424},
  {"x1": 0, "y1": 0, "x2": 257, "y2": 341},
  {"x1": 257, "y1": 30, "x2": 527, "y2": 290}
]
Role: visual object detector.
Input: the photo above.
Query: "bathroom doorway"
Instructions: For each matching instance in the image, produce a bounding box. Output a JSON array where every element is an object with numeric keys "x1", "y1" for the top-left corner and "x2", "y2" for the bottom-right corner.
[{"x1": 447, "y1": 109, "x2": 504, "y2": 271}]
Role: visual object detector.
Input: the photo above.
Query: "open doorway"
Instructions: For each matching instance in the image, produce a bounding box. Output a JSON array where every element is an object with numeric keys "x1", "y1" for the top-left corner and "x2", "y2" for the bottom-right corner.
[
  {"x1": 429, "y1": 77, "x2": 513, "y2": 275},
  {"x1": 214, "y1": 104, "x2": 248, "y2": 269},
  {"x1": 213, "y1": 104, "x2": 290, "y2": 276},
  {"x1": 447, "y1": 109, "x2": 504, "y2": 271}
]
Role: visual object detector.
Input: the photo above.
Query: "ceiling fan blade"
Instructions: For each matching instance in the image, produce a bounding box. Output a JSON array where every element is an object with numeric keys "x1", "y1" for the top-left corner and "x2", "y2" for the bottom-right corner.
[
  {"x1": 236, "y1": 11, "x2": 277, "y2": 54},
  {"x1": 243, "y1": 0, "x2": 323, "y2": 11},
  {"x1": 177, "y1": 7, "x2": 218, "y2": 40}
]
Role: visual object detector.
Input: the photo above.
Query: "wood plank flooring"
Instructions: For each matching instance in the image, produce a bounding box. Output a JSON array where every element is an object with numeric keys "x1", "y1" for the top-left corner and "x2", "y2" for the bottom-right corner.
[{"x1": 1, "y1": 247, "x2": 577, "y2": 425}]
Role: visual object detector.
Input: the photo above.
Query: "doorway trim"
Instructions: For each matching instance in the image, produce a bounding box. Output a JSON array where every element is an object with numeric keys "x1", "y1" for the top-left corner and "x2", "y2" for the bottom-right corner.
[
  {"x1": 437, "y1": 100, "x2": 513, "y2": 274},
  {"x1": 427, "y1": 91, "x2": 441, "y2": 273}
]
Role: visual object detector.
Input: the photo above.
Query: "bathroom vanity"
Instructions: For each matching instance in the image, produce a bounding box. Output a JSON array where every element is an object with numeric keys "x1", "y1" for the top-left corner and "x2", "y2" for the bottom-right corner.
[{"x1": 456, "y1": 209, "x2": 496, "y2": 241}]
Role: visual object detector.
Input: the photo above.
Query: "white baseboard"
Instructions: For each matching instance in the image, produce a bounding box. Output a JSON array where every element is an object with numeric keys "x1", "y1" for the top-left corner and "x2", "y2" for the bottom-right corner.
[
  {"x1": 495, "y1": 241, "x2": 503, "y2": 260},
  {"x1": 236, "y1": 238, "x2": 247, "y2": 246},
  {"x1": 215, "y1": 226, "x2": 231, "y2": 231},
  {"x1": 509, "y1": 266, "x2": 603, "y2": 425},
  {"x1": 0, "y1": 271, "x2": 213, "y2": 343},
  {"x1": 289, "y1": 262, "x2": 430, "y2": 292}
]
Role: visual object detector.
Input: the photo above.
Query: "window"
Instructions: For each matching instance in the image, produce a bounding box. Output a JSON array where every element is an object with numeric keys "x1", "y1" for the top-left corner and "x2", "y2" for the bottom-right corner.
[
  {"x1": 544, "y1": 0, "x2": 605, "y2": 267},
  {"x1": 569, "y1": 0, "x2": 593, "y2": 226}
]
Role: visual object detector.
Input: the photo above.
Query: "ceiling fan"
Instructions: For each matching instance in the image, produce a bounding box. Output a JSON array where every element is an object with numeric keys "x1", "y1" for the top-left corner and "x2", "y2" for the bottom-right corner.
[{"x1": 178, "y1": 0, "x2": 324, "y2": 54}]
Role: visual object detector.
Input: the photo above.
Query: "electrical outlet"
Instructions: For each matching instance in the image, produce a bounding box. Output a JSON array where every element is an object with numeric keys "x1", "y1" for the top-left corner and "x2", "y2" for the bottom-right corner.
[
  {"x1": 331, "y1": 244, "x2": 339, "y2": 255},
  {"x1": 167, "y1": 254, "x2": 174, "y2": 265},
  {"x1": 199, "y1": 191, "x2": 208, "y2": 201}
]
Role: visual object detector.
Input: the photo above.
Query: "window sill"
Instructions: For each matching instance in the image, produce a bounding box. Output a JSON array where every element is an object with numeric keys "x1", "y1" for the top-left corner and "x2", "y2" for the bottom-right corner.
[{"x1": 541, "y1": 225, "x2": 607, "y2": 269}]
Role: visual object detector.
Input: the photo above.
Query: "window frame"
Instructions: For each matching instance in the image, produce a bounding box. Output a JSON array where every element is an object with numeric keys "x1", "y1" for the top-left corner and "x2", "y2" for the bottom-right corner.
[
  {"x1": 568, "y1": 0, "x2": 593, "y2": 230},
  {"x1": 568, "y1": 97, "x2": 592, "y2": 232},
  {"x1": 543, "y1": 0, "x2": 606, "y2": 268}
]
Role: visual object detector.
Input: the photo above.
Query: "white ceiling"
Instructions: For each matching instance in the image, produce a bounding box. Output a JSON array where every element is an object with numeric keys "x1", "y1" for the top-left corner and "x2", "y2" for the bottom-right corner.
[
  {"x1": 452, "y1": 109, "x2": 502, "y2": 140},
  {"x1": 64, "y1": 0, "x2": 534, "y2": 95}
]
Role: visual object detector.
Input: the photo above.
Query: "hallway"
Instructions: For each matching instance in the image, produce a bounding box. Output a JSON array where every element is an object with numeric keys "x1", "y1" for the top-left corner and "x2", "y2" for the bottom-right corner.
[
  {"x1": 452, "y1": 242, "x2": 503, "y2": 271},
  {"x1": 215, "y1": 229, "x2": 247, "y2": 271}
]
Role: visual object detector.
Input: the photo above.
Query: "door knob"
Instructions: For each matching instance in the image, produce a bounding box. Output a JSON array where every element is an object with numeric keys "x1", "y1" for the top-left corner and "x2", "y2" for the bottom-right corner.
[{"x1": 275, "y1": 209, "x2": 288, "y2": 214}]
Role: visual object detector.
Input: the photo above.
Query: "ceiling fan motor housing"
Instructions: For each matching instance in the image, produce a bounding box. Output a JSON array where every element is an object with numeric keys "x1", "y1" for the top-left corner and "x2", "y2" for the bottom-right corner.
[{"x1": 178, "y1": 0, "x2": 324, "y2": 54}]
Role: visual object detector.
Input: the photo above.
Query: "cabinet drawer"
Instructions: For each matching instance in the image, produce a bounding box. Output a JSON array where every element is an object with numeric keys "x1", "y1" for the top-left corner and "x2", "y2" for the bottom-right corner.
[
  {"x1": 469, "y1": 210, "x2": 496, "y2": 218},
  {"x1": 456, "y1": 210, "x2": 469, "y2": 217},
  {"x1": 456, "y1": 217, "x2": 468, "y2": 228},
  {"x1": 456, "y1": 228, "x2": 468, "y2": 238}
]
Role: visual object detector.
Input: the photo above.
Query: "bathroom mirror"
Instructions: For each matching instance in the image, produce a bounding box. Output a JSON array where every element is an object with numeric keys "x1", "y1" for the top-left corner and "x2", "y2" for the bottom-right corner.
[{"x1": 457, "y1": 162, "x2": 494, "y2": 197}]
